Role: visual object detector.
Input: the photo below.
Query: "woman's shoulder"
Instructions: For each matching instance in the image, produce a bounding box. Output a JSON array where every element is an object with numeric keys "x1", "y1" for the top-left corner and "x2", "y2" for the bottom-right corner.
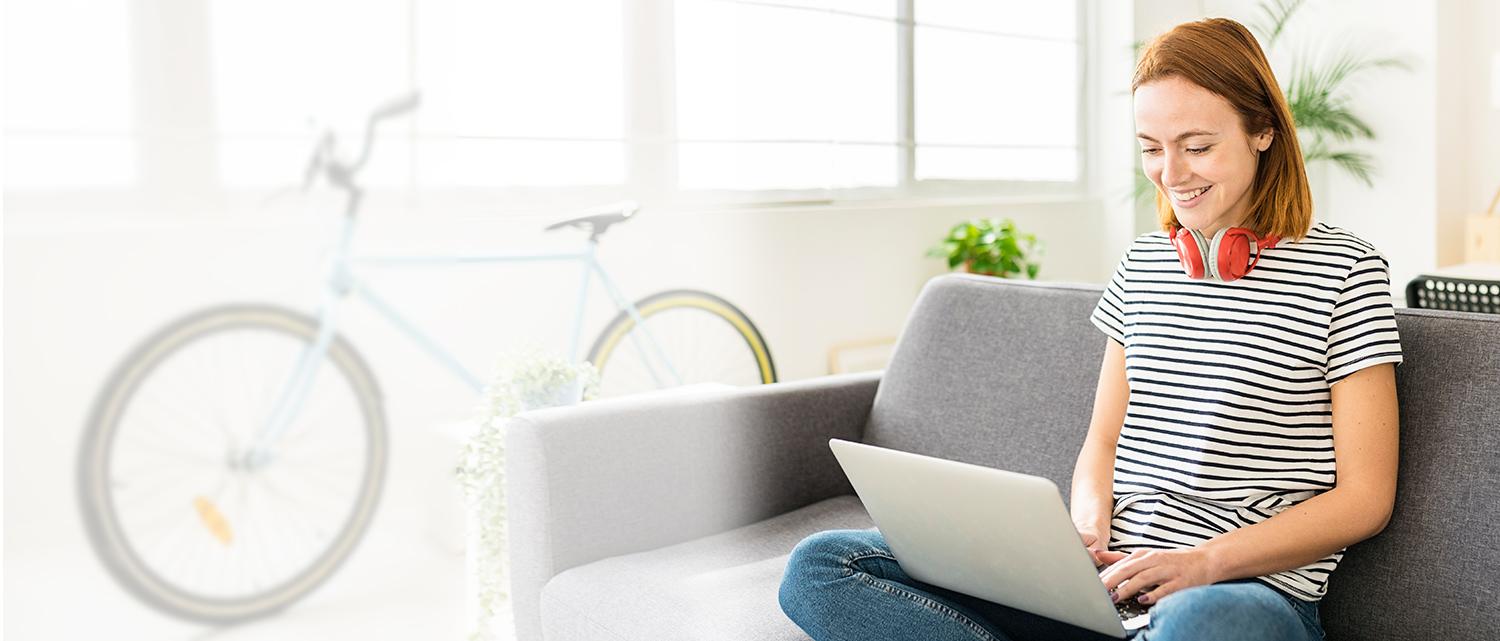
[
  {"x1": 1127, "y1": 230, "x2": 1174, "y2": 253},
  {"x1": 1286, "y1": 220, "x2": 1382, "y2": 259}
]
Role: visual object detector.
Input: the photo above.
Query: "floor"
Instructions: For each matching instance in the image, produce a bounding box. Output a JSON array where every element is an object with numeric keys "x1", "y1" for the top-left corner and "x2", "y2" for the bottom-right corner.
[{"x1": 5, "y1": 415, "x2": 515, "y2": 641}]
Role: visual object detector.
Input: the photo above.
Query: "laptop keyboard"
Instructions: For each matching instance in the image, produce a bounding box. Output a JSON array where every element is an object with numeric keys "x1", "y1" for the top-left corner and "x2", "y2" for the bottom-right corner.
[
  {"x1": 1114, "y1": 593, "x2": 1152, "y2": 625},
  {"x1": 1101, "y1": 570, "x2": 1152, "y2": 630}
]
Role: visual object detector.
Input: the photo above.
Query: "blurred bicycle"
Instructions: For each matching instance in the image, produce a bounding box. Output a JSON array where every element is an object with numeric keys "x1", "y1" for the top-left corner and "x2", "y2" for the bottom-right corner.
[{"x1": 76, "y1": 93, "x2": 777, "y2": 623}]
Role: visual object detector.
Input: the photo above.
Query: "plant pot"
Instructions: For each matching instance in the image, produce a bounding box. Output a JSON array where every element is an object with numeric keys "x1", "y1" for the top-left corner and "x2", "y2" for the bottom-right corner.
[
  {"x1": 963, "y1": 260, "x2": 1006, "y2": 278},
  {"x1": 515, "y1": 376, "x2": 584, "y2": 412}
]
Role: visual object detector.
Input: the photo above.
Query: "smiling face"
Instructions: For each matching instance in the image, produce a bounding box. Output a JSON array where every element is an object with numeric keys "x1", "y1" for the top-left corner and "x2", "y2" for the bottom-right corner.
[{"x1": 1135, "y1": 76, "x2": 1273, "y2": 238}]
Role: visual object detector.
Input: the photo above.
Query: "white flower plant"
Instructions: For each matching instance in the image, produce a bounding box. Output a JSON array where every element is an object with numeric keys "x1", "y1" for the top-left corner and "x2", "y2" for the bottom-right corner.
[{"x1": 456, "y1": 350, "x2": 600, "y2": 641}]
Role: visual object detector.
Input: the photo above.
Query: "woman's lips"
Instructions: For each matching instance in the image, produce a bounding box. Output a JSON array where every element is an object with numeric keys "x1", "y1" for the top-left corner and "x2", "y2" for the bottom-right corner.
[{"x1": 1170, "y1": 185, "x2": 1212, "y2": 208}]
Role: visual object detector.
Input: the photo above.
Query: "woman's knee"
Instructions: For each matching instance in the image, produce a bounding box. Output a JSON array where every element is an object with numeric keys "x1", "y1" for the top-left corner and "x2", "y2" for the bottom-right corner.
[
  {"x1": 779, "y1": 529, "x2": 883, "y2": 618},
  {"x1": 787, "y1": 528, "x2": 883, "y2": 568}
]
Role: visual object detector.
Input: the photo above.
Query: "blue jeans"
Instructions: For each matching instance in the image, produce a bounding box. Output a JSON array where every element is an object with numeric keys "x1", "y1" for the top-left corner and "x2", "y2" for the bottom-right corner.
[{"x1": 779, "y1": 529, "x2": 1326, "y2": 641}]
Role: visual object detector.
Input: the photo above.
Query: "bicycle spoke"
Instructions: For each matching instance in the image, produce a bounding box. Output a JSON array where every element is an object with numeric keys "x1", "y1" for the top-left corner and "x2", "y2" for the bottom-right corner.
[
  {"x1": 132, "y1": 384, "x2": 235, "y2": 450},
  {"x1": 597, "y1": 297, "x2": 771, "y2": 398},
  {"x1": 275, "y1": 367, "x2": 358, "y2": 453},
  {"x1": 115, "y1": 430, "x2": 223, "y2": 468},
  {"x1": 255, "y1": 472, "x2": 337, "y2": 549}
]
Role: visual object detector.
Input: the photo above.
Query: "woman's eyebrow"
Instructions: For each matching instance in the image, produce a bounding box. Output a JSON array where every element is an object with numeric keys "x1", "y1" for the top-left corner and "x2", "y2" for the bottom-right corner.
[{"x1": 1136, "y1": 129, "x2": 1219, "y2": 142}]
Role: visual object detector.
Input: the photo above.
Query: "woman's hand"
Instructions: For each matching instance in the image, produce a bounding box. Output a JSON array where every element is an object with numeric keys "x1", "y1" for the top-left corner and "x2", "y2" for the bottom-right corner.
[
  {"x1": 1077, "y1": 525, "x2": 1129, "y2": 569},
  {"x1": 1098, "y1": 547, "x2": 1221, "y2": 605}
]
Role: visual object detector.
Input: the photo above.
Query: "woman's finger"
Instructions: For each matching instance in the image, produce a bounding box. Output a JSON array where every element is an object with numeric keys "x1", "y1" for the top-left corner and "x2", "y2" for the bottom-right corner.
[
  {"x1": 1113, "y1": 566, "x2": 1170, "y2": 601},
  {"x1": 1099, "y1": 551, "x2": 1151, "y2": 589},
  {"x1": 1096, "y1": 550, "x2": 1128, "y2": 565},
  {"x1": 1136, "y1": 579, "x2": 1181, "y2": 605}
]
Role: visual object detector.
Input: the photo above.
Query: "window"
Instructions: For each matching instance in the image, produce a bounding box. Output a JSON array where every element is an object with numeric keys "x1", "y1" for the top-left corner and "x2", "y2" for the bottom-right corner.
[
  {"x1": 914, "y1": 2, "x2": 1080, "y2": 182},
  {"x1": 674, "y1": 0, "x2": 898, "y2": 191},
  {"x1": 414, "y1": 0, "x2": 626, "y2": 188},
  {"x1": 4, "y1": 0, "x2": 135, "y2": 188},
  {"x1": 674, "y1": 0, "x2": 1084, "y2": 197},
  {"x1": 5, "y1": 0, "x2": 1086, "y2": 205},
  {"x1": 210, "y1": 0, "x2": 412, "y2": 187}
]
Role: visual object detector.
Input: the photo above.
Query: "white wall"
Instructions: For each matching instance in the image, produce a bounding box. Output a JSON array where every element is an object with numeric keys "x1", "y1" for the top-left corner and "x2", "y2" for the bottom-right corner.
[
  {"x1": 1437, "y1": 0, "x2": 1500, "y2": 267},
  {"x1": 1287, "y1": 0, "x2": 1439, "y2": 293}
]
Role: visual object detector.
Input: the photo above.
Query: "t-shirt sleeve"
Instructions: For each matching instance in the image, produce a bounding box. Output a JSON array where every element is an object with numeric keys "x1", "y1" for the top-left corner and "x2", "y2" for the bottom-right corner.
[
  {"x1": 1091, "y1": 248, "x2": 1131, "y2": 346},
  {"x1": 1325, "y1": 249, "x2": 1403, "y2": 386}
]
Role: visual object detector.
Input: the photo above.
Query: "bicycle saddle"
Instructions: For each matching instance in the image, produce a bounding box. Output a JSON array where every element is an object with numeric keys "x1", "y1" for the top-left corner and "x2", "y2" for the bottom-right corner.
[{"x1": 544, "y1": 201, "x2": 639, "y2": 241}]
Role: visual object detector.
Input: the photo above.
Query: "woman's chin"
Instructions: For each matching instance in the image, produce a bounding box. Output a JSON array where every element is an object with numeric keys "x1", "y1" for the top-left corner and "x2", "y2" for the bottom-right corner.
[{"x1": 1173, "y1": 208, "x2": 1219, "y2": 230}]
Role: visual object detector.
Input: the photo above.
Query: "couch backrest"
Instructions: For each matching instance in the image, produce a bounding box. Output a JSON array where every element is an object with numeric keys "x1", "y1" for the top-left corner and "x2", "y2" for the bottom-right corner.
[
  {"x1": 865, "y1": 275, "x2": 1106, "y2": 493},
  {"x1": 866, "y1": 274, "x2": 1499, "y2": 640},
  {"x1": 1318, "y1": 307, "x2": 1499, "y2": 640}
]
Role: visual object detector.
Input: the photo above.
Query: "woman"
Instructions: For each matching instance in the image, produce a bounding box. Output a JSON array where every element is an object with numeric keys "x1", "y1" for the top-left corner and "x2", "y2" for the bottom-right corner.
[{"x1": 778, "y1": 17, "x2": 1401, "y2": 641}]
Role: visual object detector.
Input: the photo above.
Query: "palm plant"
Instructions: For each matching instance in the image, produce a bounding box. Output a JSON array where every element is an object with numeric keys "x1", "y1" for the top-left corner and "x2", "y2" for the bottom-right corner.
[{"x1": 1132, "y1": 0, "x2": 1411, "y2": 202}]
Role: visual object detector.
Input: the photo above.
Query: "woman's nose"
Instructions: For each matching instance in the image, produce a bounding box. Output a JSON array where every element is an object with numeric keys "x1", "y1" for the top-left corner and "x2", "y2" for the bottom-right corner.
[{"x1": 1161, "y1": 150, "x2": 1191, "y2": 187}]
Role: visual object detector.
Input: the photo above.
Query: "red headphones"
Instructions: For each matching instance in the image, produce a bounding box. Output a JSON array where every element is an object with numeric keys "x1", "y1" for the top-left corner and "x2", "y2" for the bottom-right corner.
[{"x1": 1170, "y1": 225, "x2": 1279, "y2": 282}]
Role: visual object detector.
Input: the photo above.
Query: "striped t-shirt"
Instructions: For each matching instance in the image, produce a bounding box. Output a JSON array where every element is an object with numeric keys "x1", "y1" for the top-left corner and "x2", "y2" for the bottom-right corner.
[{"x1": 1089, "y1": 220, "x2": 1403, "y2": 603}]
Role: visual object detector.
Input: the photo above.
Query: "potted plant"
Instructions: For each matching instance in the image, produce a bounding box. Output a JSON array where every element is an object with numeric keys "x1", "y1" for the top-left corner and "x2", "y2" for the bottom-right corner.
[
  {"x1": 927, "y1": 217, "x2": 1045, "y2": 279},
  {"x1": 456, "y1": 351, "x2": 601, "y2": 641}
]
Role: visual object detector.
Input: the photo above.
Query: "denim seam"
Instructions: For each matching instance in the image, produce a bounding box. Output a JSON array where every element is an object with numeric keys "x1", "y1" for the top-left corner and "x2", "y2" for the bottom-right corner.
[
  {"x1": 1289, "y1": 602, "x2": 1324, "y2": 639},
  {"x1": 1267, "y1": 586, "x2": 1323, "y2": 637},
  {"x1": 842, "y1": 549, "x2": 1000, "y2": 641}
]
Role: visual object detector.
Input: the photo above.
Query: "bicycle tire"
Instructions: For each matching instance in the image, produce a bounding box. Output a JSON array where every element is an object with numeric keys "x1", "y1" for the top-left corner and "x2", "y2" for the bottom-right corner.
[
  {"x1": 586, "y1": 289, "x2": 776, "y2": 396},
  {"x1": 77, "y1": 304, "x2": 388, "y2": 623}
]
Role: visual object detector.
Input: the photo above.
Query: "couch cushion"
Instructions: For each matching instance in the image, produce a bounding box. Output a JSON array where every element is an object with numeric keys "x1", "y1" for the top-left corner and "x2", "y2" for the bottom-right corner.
[{"x1": 540, "y1": 495, "x2": 871, "y2": 641}]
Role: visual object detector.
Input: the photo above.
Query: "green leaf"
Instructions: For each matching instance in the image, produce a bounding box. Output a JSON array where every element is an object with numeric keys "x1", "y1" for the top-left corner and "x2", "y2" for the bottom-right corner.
[
  {"x1": 1000, "y1": 236, "x2": 1021, "y2": 257},
  {"x1": 1249, "y1": 0, "x2": 1308, "y2": 47}
]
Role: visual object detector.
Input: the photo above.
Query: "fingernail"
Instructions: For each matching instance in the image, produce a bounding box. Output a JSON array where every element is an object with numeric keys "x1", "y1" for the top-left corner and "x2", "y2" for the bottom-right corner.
[
  {"x1": 1111, "y1": 592, "x2": 1121, "y2": 603},
  {"x1": 1139, "y1": 595, "x2": 1152, "y2": 604}
]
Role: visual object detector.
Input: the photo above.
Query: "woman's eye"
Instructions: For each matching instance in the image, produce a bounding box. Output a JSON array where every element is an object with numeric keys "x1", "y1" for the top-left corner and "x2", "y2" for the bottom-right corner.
[
  {"x1": 1187, "y1": 146, "x2": 1211, "y2": 154},
  {"x1": 1141, "y1": 148, "x2": 1161, "y2": 156}
]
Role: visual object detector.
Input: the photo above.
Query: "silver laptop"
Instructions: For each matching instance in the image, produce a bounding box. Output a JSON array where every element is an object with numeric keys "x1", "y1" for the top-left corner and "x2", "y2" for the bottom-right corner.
[{"x1": 828, "y1": 438, "x2": 1150, "y2": 638}]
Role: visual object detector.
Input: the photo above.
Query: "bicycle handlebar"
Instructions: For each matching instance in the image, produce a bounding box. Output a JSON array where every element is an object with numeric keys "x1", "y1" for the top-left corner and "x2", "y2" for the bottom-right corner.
[
  {"x1": 348, "y1": 91, "x2": 421, "y2": 172},
  {"x1": 371, "y1": 92, "x2": 422, "y2": 122},
  {"x1": 305, "y1": 91, "x2": 422, "y2": 194}
]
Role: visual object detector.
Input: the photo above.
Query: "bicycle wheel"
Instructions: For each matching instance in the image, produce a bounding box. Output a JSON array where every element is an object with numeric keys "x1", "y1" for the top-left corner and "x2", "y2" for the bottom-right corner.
[
  {"x1": 78, "y1": 304, "x2": 387, "y2": 623},
  {"x1": 586, "y1": 289, "x2": 776, "y2": 398}
]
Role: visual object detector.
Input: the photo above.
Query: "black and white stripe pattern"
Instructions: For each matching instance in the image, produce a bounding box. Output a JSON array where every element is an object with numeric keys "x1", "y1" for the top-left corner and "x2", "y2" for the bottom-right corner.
[{"x1": 1089, "y1": 221, "x2": 1403, "y2": 602}]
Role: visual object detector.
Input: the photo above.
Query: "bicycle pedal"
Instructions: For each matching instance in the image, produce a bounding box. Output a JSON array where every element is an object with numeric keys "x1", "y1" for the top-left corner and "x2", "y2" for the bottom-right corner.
[{"x1": 193, "y1": 496, "x2": 235, "y2": 546}]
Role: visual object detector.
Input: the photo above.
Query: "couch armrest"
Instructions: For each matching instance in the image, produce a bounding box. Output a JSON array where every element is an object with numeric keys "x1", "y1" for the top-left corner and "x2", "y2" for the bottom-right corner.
[{"x1": 504, "y1": 370, "x2": 880, "y2": 641}]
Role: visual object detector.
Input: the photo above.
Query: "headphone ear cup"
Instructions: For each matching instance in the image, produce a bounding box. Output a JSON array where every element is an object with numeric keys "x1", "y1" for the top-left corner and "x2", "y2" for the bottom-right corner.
[
  {"x1": 1217, "y1": 228, "x2": 1259, "y2": 281},
  {"x1": 1172, "y1": 227, "x2": 1207, "y2": 279}
]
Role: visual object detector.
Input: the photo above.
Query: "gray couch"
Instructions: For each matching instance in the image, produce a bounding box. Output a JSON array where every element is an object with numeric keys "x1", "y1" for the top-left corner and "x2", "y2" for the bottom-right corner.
[{"x1": 505, "y1": 274, "x2": 1500, "y2": 641}]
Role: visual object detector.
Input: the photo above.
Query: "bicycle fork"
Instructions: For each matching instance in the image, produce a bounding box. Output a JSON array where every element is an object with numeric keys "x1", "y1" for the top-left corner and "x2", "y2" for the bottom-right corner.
[
  {"x1": 240, "y1": 274, "x2": 349, "y2": 472},
  {"x1": 241, "y1": 213, "x2": 363, "y2": 471}
]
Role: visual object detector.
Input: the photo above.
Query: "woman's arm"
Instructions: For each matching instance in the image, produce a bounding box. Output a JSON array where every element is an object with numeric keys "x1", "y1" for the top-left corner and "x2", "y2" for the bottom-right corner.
[
  {"x1": 1072, "y1": 339, "x2": 1130, "y2": 540},
  {"x1": 1198, "y1": 362, "x2": 1400, "y2": 582}
]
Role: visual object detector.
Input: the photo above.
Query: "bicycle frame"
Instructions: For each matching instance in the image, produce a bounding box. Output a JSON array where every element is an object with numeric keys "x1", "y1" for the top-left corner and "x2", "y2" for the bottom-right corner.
[{"x1": 246, "y1": 209, "x2": 682, "y2": 466}]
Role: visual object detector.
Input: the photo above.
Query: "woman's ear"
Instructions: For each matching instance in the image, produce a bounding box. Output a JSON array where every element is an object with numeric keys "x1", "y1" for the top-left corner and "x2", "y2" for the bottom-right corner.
[{"x1": 1255, "y1": 130, "x2": 1273, "y2": 152}]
